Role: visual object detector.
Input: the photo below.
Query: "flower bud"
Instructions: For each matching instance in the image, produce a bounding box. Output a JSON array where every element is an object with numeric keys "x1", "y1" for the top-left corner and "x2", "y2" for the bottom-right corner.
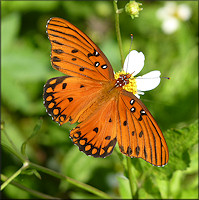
[{"x1": 125, "y1": 1, "x2": 143, "y2": 19}]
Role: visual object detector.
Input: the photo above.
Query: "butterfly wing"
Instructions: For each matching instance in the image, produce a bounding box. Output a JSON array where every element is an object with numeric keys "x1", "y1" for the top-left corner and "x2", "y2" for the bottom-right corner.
[
  {"x1": 117, "y1": 90, "x2": 169, "y2": 166},
  {"x1": 44, "y1": 17, "x2": 168, "y2": 166},
  {"x1": 43, "y1": 76, "x2": 104, "y2": 125},
  {"x1": 46, "y1": 17, "x2": 114, "y2": 81},
  {"x1": 69, "y1": 99, "x2": 118, "y2": 157},
  {"x1": 44, "y1": 17, "x2": 117, "y2": 154}
]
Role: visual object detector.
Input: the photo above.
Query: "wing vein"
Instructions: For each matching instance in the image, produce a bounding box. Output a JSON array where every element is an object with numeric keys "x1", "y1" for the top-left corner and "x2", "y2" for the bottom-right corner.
[
  {"x1": 49, "y1": 21, "x2": 96, "y2": 49},
  {"x1": 48, "y1": 28, "x2": 92, "y2": 50},
  {"x1": 53, "y1": 59, "x2": 96, "y2": 72},
  {"x1": 49, "y1": 33, "x2": 93, "y2": 57}
]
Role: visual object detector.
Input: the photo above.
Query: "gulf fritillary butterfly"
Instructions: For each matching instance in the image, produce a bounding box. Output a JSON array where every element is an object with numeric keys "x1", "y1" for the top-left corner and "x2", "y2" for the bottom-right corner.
[{"x1": 43, "y1": 17, "x2": 169, "y2": 166}]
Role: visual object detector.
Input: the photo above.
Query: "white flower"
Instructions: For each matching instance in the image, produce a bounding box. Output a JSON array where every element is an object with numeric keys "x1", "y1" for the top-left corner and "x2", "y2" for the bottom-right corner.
[
  {"x1": 123, "y1": 50, "x2": 145, "y2": 75},
  {"x1": 177, "y1": 4, "x2": 192, "y2": 21},
  {"x1": 161, "y1": 17, "x2": 179, "y2": 34},
  {"x1": 156, "y1": 2, "x2": 192, "y2": 34},
  {"x1": 115, "y1": 50, "x2": 161, "y2": 99}
]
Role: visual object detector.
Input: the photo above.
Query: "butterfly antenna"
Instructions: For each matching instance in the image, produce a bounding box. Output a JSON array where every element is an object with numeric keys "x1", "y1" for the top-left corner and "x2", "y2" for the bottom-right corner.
[
  {"x1": 136, "y1": 76, "x2": 170, "y2": 80},
  {"x1": 161, "y1": 76, "x2": 170, "y2": 80},
  {"x1": 125, "y1": 34, "x2": 134, "y2": 73}
]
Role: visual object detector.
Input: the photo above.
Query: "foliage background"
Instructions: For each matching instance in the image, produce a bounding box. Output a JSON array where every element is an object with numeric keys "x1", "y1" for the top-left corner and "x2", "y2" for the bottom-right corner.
[{"x1": 1, "y1": 1, "x2": 198, "y2": 199}]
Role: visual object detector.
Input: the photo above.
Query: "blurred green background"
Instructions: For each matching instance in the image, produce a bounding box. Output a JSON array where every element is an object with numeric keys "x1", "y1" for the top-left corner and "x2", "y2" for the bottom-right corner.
[{"x1": 1, "y1": 1, "x2": 198, "y2": 199}]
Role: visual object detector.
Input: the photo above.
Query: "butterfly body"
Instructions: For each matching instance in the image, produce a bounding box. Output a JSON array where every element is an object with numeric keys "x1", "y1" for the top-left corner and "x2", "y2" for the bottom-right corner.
[{"x1": 43, "y1": 17, "x2": 169, "y2": 166}]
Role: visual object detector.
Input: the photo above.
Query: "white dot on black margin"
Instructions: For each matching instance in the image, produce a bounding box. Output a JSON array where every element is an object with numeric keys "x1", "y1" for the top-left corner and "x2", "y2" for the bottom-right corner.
[
  {"x1": 130, "y1": 99, "x2": 135, "y2": 105},
  {"x1": 95, "y1": 62, "x2": 100, "y2": 67},
  {"x1": 95, "y1": 51, "x2": 99, "y2": 56},
  {"x1": 141, "y1": 110, "x2": 146, "y2": 114},
  {"x1": 101, "y1": 65, "x2": 107, "y2": 69}
]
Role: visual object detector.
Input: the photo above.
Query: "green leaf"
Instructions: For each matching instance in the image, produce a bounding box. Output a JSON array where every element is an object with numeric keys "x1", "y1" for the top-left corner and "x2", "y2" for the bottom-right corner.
[
  {"x1": 2, "y1": 1, "x2": 59, "y2": 12},
  {"x1": 165, "y1": 121, "x2": 198, "y2": 173},
  {"x1": 61, "y1": 146, "x2": 109, "y2": 183},
  {"x1": 2, "y1": 47, "x2": 48, "y2": 114},
  {"x1": 117, "y1": 175, "x2": 131, "y2": 198},
  {"x1": 2, "y1": 12, "x2": 20, "y2": 52},
  {"x1": 21, "y1": 118, "x2": 43, "y2": 157},
  {"x1": 141, "y1": 177, "x2": 161, "y2": 198},
  {"x1": 21, "y1": 169, "x2": 41, "y2": 180},
  {"x1": 138, "y1": 121, "x2": 198, "y2": 179},
  {"x1": 1, "y1": 119, "x2": 25, "y2": 157},
  {"x1": 154, "y1": 179, "x2": 169, "y2": 199},
  {"x1": 32, "y1": 169, "x2": 42, "y2": 180}
]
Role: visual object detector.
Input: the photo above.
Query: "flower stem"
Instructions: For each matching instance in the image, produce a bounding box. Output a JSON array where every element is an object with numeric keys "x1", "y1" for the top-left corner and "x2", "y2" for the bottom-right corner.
[
  {"x1": 1, "y1": 161, "x2": 29, "y2": 191},
  {"x1": 1, "y1": 174, "x2": 60, "y2": 199},
  {"x1": 2, "y1": 127, "x2": 21, "y2": 156},
  {"x1": 113, "y1": 0, "x2": 125, "y2": 66},
  {"x1": 126, "y1": 157, "x2": 135, "y2": 198},
  {"x1": 2, "y1": 140, "x2": 113, "y2": 199},
  {"x1": 113, "y1": 0, "x2": 135, "y2": 198},
  {"x1": 29, "y1": 162, "x2": 112, "y2": 199}
]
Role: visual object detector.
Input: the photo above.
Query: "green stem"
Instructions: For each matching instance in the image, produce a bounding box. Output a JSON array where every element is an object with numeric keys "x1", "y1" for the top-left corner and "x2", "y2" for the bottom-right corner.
[
  {"x1": 2, "y1": 142, "x2": 113, "y2": 199},
  {"x1": 1, "y1": 161, "x2": 29, "y2": 191},
  {"x1": 2, "y1": 142, "x2": 26, "y2": 163},
  {"x1": 113, "y1": 0, "x2": 135, "y2": 198},
  {"x1": 113, "y1": 0, "x2": 125, "y2": 66},
  {"x1": 126, "y1": 157, "x2": 135, "y2": 199},
  {"x1": 29, "y1": 162, "x2": 112, "y2": 199},
  {"x1": 1, "y1": 174, "x2": 60, "y2": 199},
  {"x1": 2, "y1": 128, "x2": 21, "y2": 156}
]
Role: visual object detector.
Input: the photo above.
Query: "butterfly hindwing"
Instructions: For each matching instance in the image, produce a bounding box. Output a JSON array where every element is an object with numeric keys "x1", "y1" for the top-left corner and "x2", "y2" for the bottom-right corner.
[
  {"x1": 47, "y1": 17, "x2": 114, "y2": 81},
  {"x1": 117, "y1": 90, "x2": 169, "y2": 166},
  {"x1": 70, "y1": 99, "x2": 118, "y2": 158},
  {"x1": 43, "y1": 76, "x2": 103, "y2": 125}
]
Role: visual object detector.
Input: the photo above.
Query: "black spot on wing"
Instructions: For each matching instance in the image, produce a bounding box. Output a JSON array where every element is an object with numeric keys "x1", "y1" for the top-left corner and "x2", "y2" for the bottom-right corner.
[
  {"x1": 135, "y1": 146, "x2": 140, "y2": 156},
  {"x1": 93, "y1": 127, "x2": 99, "y2": 133},
  {"x1": 53, "y1": 49, "x2": 64, "y2": 54},
  {"x1": 127, "y1": 146, "x2": 132, "y2": 156},
  {"x1": 139, "y1": 131, "x2": 143, "y2": 138},
  {"x1": 52, "y1": 56, "x2": 61, "y2": 62},
  {"x1": 67, "y1": 97, "x2": 73, "y2": 102},
  {"x1": 123, "y1": 121, "x2": 127, "y2": 126},
  {"x1": 79, "y1": 67, "x2": 84, "y2": 71},
  {"x1": 72, "y1": 49, "x2": 78, "y2": 53},
  {"x1": 62, "y1": 83, "x2": 67, "y2": 89}
]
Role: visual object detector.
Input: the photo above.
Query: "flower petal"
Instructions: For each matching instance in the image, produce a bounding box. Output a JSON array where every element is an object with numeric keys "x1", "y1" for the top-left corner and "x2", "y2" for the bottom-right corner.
[
  {"x1": 156, "y1": 2, "x2": 176, "y2": 20},
  {"x1": 177, "y1": 4, "x2": 192, "y2": 21},
  {"x1": 123, "y1": 50, "x2": 145, "y2": 75},
  {"x1": 136, "y1": 70, "x2": 161, "y2": 91},
  {"x1": 162, "y1": 17, "x2": 179, "y2": 34},
  {"x1": 135, "y1": 94, "x2": 140, "y2": 99}
]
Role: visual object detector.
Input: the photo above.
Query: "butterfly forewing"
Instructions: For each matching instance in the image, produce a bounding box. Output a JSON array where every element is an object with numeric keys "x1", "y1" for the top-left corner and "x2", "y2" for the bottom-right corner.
[
  {"x1": 47, "y1": 17, "x2": 114, "y2": 81},
  {"x1": 117, "y1": 90, "x2": 169, "y2": 166}
]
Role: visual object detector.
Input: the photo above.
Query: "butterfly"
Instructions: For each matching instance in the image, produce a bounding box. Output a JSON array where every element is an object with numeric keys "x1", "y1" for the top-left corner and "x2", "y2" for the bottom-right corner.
[{"x1": 43, "y1": 17, "x2": 169, "y2": 166}]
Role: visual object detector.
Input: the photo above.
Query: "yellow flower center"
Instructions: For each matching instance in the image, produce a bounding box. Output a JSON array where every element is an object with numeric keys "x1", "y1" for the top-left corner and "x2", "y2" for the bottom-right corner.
[{"x1": 114, "y1": 70, "x2": 137, "y2": 94}]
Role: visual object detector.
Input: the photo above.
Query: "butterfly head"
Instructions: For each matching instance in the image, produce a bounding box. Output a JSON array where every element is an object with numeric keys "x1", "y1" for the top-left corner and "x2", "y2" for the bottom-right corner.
[{"x1": 114, "y1": 71, "x2": 137, "y2": 94}]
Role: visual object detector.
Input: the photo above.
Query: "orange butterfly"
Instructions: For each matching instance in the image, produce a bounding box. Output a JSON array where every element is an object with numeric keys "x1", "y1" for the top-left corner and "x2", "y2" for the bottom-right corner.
[{"x1": 43, "y1": 17, "x2": 169, "y2": 166}]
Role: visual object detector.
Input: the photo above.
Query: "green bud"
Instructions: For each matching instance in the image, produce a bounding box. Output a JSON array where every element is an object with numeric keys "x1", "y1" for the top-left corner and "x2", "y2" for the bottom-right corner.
[{"x1": 125, "y1": 1, "x2": 143, "y2": 19}]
